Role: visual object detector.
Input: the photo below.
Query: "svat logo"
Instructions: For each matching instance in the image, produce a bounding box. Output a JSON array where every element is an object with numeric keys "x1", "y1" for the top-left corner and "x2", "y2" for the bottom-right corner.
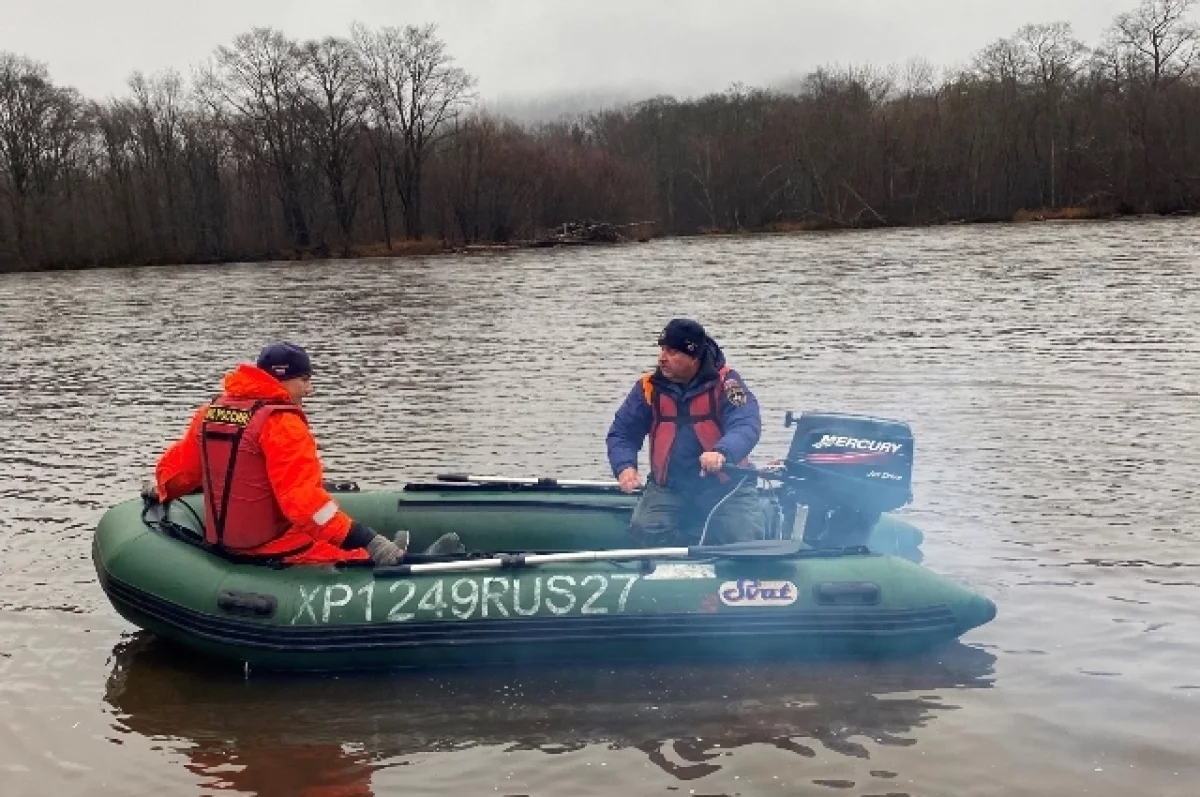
[{"x1": 719, "y1": 579, "x2": 799, "y2": 607}]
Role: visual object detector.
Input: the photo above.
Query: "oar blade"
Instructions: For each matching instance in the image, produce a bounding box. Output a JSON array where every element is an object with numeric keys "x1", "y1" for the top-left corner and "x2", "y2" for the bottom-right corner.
[{"x1": 687, "y1": 539, "x2": 804, "y2": 559}]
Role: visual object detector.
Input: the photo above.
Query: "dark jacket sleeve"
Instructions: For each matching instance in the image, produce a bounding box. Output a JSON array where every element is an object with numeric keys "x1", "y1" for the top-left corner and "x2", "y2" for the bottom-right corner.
[
  {"x1": 712, "y1": 369, "x2": 761, "y2": 463},
  {"x1": 606, "y1": 380, "x2": 653, "y2": 476}
]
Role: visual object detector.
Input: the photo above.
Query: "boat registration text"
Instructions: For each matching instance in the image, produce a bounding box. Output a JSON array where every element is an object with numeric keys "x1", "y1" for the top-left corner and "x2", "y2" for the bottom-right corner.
[{"x1": 291, "y1": 574, "x2": 642, "y2": 625}]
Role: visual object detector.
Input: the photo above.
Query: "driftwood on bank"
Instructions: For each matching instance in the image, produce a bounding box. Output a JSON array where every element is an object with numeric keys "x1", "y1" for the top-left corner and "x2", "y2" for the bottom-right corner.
[
  {"x1": 452, "y1": 220, "x2": 657, "y2": 254},
  {"x1": 530, "y1": 220, "x2": 657, "y2": 247}
]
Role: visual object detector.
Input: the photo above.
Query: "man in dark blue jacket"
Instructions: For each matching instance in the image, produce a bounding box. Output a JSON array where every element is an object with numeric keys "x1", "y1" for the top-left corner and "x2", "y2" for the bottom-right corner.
[{"x1": 606, "y1": 318, "x2": 765, "y2": 546}]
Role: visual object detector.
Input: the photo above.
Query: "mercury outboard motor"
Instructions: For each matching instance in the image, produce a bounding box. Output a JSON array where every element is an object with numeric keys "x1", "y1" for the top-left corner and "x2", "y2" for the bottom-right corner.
[{"x1": 776, "y1": 411, "x2": 914, "y2": 549}]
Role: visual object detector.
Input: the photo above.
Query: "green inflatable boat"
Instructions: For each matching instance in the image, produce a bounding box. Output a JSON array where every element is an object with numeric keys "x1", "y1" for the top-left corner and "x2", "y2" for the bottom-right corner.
[{"x1": 93, "y1": 412, "x2": 996, "y2": 672}]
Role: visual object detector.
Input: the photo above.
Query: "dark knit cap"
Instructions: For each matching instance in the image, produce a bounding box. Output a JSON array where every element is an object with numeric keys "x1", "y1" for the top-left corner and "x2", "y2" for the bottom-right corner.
[
  {"x1": 657, "y1": 318, "x2": 707, "y2": 358},
  {"x1": 256, "y1": 342, "x2": 312, "y2": 381}
]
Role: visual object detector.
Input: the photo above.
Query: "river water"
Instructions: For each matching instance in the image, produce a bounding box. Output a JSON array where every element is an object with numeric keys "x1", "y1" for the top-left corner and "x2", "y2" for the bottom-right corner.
[{"x1": 1, "y1": 218, "x2": 1198, "y2": 796}]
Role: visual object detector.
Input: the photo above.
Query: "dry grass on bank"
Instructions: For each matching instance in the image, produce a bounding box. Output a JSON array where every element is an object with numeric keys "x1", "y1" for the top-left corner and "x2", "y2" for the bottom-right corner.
[{"x1": 1012, "y1": 206, "x2": 1101, "y2": 222}]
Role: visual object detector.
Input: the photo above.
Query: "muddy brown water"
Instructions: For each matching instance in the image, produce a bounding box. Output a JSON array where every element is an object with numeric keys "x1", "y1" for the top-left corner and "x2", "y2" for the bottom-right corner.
[{"x1": 1, "y1": 218, "x2": 1198, "y2": 796}]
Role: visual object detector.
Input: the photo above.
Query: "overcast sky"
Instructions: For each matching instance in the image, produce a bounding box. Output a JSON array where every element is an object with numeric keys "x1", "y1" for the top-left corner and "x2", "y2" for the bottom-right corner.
[{"x1": 0, "y1": 0, "x2": 1183, "y2": 110}]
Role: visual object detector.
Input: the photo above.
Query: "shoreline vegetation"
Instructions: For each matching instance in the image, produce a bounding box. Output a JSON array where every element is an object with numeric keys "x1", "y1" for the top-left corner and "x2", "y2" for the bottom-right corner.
[
  {"x1": 29, "y1": 206, "x2": 1192, "y2": 274},
  {"x1": 2, "y1": 0, "x2": 1199, "y2": 274}
]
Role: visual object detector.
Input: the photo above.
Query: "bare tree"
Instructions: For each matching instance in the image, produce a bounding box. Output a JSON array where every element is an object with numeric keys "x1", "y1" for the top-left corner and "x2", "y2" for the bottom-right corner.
[
  {"x1": 1015, "y1": 23, "x2": 1089, "y2": 206},
  {"x1": 354, "y1": 23, "x2": 475, "y2": 239},
  {"x1": 129, "y1": 70, "x2": 187, "y2": 255},
  {"x1": 4, "y1": 2, "x2": 1200, "y2": 273},
  {"x1": 300, "y1": 36, "x2": 367, "y2": 255},
  {"x1": 1096, "y1": 0, "x2": 1200, "y2": 206},
  {"x1": 95, "y1": 99, "x2": 141, "y2": 258},
  {"x1": 0, "y1": 53, "x2": 85, "y2": 266},
  {"x1": 1107, "y1": 0, "x2": 1199, "y2": 88},
  {"x1": 198, "y1": 28, "x2": 315, "y2": 248},
  {"x1": 179, "y1": 102, "x2": 231, "y2": 259}
]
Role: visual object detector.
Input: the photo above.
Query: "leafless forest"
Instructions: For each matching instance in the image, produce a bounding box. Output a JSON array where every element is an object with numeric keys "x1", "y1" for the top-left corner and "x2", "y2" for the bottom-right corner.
[{"x1": 1, "y1": 0, "x2": 1197, "y2": 272}]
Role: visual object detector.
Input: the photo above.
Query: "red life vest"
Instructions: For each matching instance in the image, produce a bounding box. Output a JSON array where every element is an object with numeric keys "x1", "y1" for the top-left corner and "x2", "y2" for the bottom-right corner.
[
  {"x1": 642, "y1": 366, "x2": 747, "y2": 486},
  {"x1": 198, "y1": 396, "x2": 307, "y2": 554}
]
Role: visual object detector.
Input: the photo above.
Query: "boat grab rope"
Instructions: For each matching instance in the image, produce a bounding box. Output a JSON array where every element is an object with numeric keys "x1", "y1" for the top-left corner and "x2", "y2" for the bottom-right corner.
[{"x1": 696, "y1": 473, "x2": 752, "y2": 547}]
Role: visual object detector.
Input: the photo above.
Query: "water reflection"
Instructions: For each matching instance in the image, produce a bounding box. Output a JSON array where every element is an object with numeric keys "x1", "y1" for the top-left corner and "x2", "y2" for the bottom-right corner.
[
  {"x1": 10, "y1": 217, "x2": 1199, "y2": 796},
  {"x1": 104, "y1": 633, "x2": 995, "y2": 796}
]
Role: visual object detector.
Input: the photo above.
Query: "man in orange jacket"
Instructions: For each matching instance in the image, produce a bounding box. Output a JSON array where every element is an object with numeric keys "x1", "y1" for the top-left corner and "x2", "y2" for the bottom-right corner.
[{"x1": 152, "y1": 342, "x2": 407, "y2": 565}]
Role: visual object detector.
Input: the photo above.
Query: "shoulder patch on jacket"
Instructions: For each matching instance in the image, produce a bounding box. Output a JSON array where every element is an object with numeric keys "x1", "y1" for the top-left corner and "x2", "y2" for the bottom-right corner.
[{"x1": 724, "y1": 378, "x2": 748, "y2": 407}]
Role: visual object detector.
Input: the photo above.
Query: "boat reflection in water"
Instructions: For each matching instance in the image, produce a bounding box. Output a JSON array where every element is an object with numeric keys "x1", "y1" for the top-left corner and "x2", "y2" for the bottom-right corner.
[{"x1": 103, "y1": 632, "x2": 996, "y2": 795}]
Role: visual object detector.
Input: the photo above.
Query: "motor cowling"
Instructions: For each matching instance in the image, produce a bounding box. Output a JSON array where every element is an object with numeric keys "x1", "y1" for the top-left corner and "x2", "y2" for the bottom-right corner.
[{"x1": 780, "y1": 411, "x2": 915, "y2": 548}]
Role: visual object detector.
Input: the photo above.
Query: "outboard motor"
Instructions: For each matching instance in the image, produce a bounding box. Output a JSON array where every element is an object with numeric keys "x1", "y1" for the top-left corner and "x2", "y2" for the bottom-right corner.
[{"x1": 777, "y1": 411, "x2": 914, "y2": 549}]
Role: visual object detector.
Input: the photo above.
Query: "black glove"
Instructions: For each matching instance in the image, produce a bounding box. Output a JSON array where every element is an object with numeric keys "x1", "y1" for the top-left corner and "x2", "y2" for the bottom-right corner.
[
  {"x1": 140, "y1": 479, "x2": 160, "y2": 505},
  {"x1": 344, "y1": 521, "x2": 407, "y2": 565},
  {"x1": 342, "y1": 520, "x2": 377, "y2": 550}
]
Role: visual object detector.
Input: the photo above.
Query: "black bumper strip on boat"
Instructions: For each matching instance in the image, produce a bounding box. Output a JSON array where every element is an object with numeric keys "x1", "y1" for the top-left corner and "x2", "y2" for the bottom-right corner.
[
  {"x1": 397, "y1": 498, "x2": 633, "y2": 512},
  {"x1": 403, "y1": 482, "x2": 624, "y2": 496},
  {"x1": 98, "y1": 568, "x2": 961, "y2": 655}
]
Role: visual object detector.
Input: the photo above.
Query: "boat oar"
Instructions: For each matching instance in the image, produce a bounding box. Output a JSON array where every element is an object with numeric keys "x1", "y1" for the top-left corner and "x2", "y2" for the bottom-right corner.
[
  {"x1": 374, "y1": 538, "x2": 804, "y2": 576},
  {"x1": 436, "y1": 473, "x2": 623, "y2": 489}
]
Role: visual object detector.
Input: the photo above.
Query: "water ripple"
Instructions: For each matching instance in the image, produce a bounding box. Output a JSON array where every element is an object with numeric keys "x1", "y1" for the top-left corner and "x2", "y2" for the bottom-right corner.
[{"x1": 2, "y1": 217, "x2": 1200, "y2": 796}]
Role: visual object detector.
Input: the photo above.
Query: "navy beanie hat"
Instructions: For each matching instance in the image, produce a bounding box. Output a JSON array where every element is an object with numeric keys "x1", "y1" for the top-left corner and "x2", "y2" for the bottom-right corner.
[
  {"x1": 256, "y1": 342, "x2": 312, "y2": 381},
  {"x1": 657, "y1": 318, "x2": 707, "y2": 358}
]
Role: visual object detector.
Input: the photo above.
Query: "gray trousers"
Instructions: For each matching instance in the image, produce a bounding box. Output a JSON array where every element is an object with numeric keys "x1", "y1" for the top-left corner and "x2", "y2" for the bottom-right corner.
[{"x1": 629, "y1": 479, "x2": 765, "y2": 547}]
